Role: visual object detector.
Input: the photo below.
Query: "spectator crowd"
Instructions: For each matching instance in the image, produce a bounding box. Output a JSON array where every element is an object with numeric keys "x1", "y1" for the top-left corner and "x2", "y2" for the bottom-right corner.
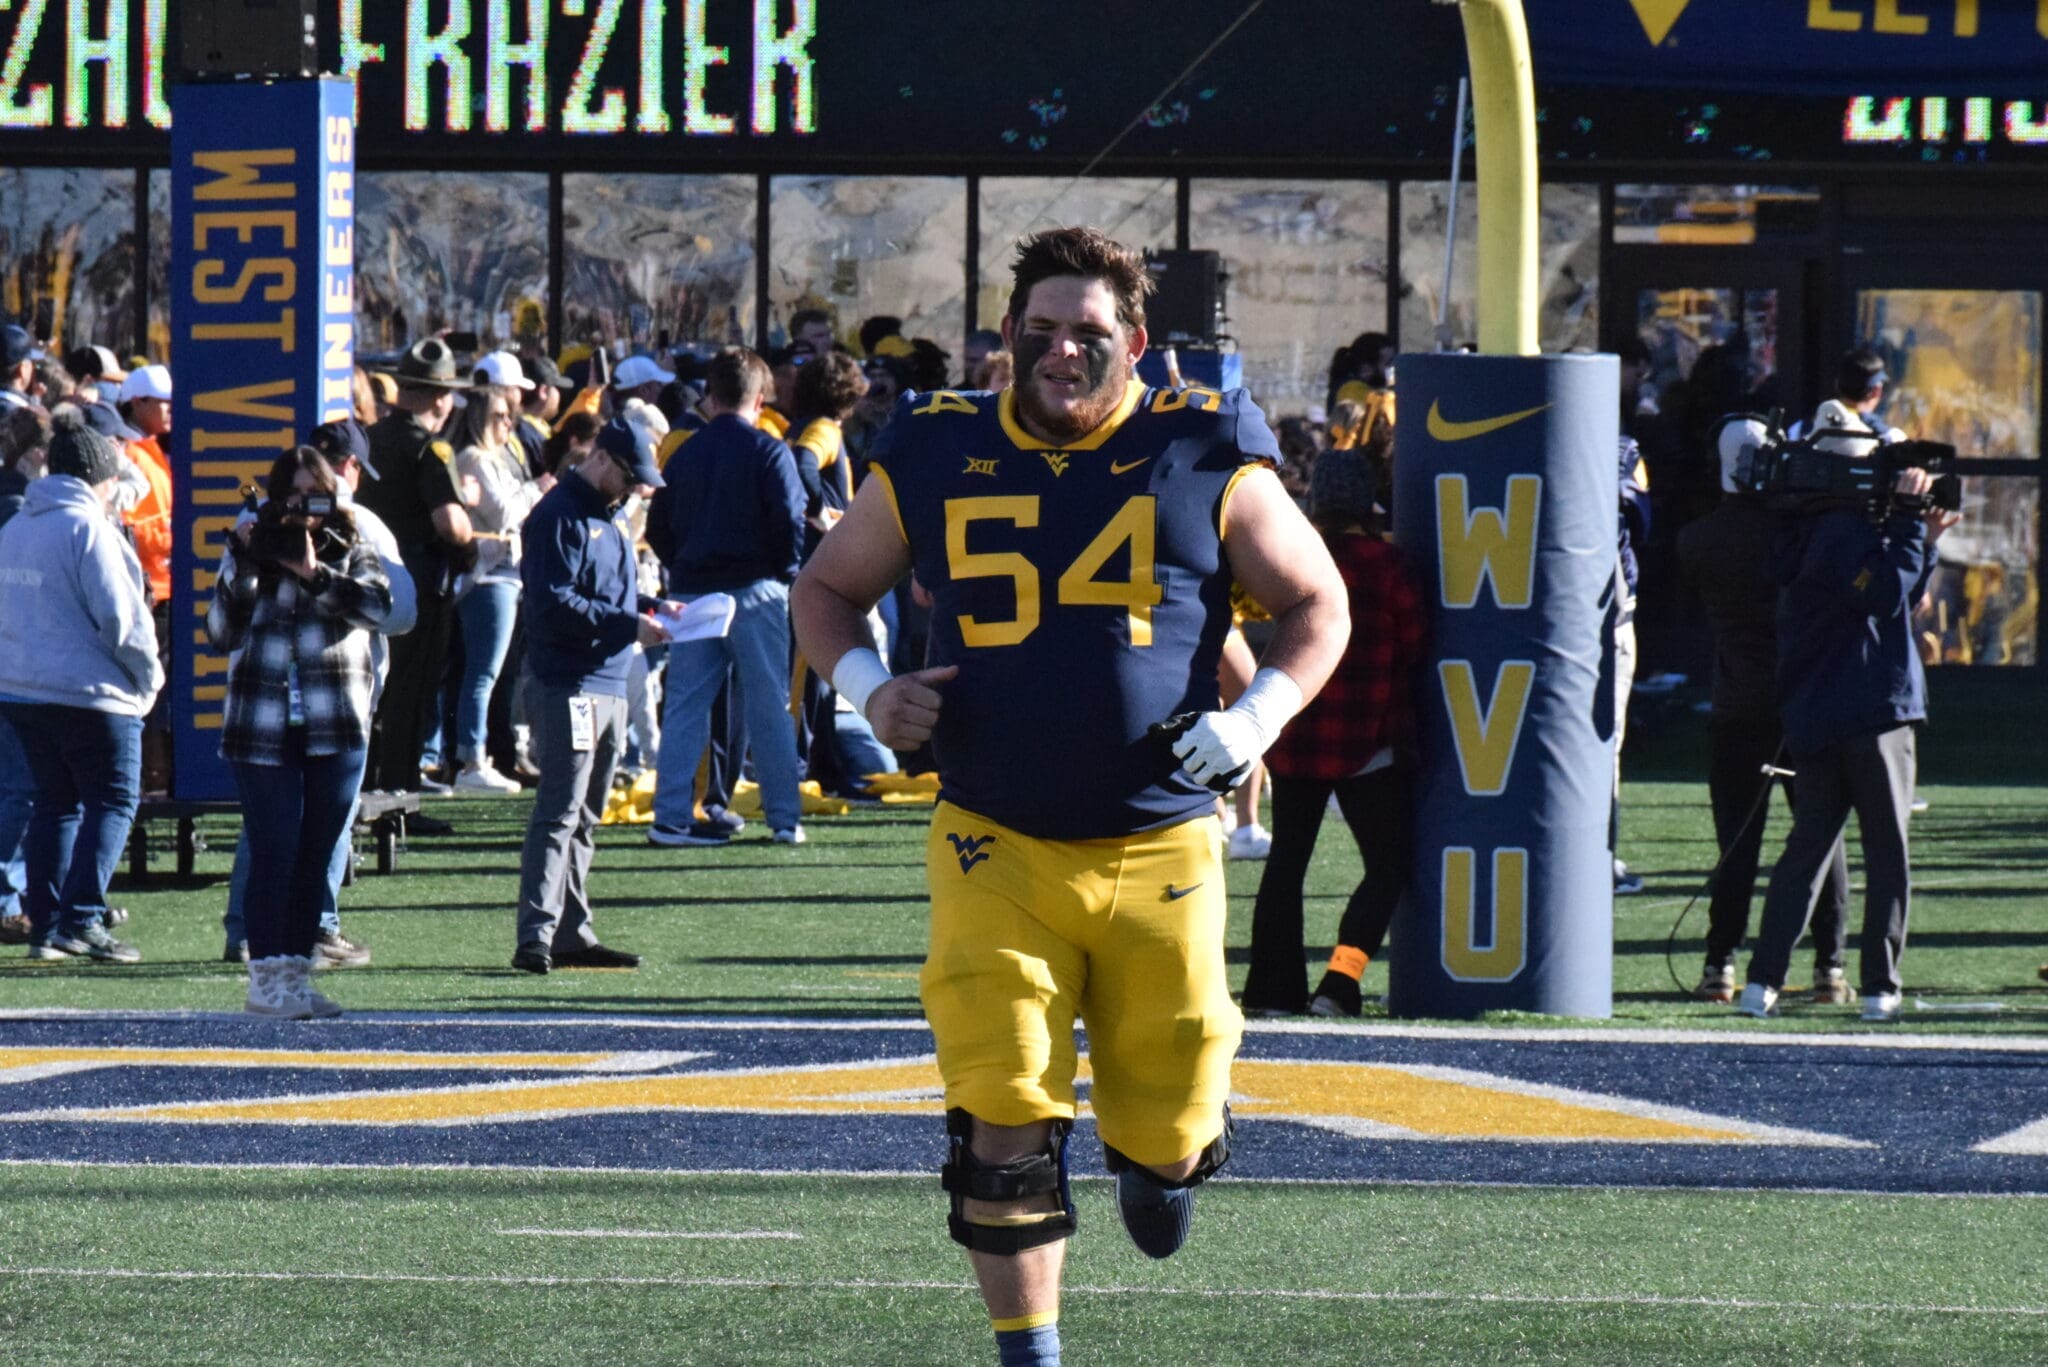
[{"x1": 0, "y1": 294, "x2": 1953, "y2": 1023}]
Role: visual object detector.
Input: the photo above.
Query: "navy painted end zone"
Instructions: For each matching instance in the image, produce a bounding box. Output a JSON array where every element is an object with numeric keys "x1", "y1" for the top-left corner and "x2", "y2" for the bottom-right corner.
[{"x1": 0, "y1": 1015, "x2": 2042, "y2": 1195}]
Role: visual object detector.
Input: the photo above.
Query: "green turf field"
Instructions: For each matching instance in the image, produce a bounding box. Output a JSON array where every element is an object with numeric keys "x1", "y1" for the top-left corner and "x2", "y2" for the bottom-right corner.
[
  {"x1": 3, "y1": 1166, "x2": 2046, "y2": 1364},
  {"x1": 2, "y1": 763, "x2": 2045, "y2": 1365},
  {"x1": 1, "y1": 778, "x2": 2041, "y2": 1031}
]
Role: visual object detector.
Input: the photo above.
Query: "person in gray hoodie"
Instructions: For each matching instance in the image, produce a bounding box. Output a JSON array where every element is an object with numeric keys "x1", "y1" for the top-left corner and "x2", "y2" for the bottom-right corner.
[{"x1": 0, "y1": 410, "x2": 162, "y2": 962}]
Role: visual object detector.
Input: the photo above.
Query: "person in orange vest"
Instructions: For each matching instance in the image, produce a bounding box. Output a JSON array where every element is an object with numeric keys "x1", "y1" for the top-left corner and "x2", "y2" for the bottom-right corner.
[{"x1": 116, "y1": 365, "x2": 174, "y2": 607}]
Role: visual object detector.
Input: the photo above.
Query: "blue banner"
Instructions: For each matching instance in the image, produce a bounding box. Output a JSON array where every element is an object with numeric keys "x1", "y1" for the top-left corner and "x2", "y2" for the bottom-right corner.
[
  {"x1": 1389, "y1": 354, "x2": 1618, "y2": 1020},
  {"x1": 168, "y1": 79, "x2": 356, "y2": 801},
  {"x1": 1532, "y1": 1, "x2": 2048, "y2": 95}
]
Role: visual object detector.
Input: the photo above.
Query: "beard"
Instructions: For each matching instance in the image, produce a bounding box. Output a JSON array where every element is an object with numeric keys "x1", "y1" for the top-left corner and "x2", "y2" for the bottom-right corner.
[{"x1": 1011, "y1": 332, "x2": 1129, "y2": 445}]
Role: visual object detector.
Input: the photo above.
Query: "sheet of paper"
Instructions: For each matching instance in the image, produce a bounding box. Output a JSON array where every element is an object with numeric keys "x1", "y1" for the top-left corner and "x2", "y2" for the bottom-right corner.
[{"x1": 655, "y1": 592, "x2": 737, "y2": 642}]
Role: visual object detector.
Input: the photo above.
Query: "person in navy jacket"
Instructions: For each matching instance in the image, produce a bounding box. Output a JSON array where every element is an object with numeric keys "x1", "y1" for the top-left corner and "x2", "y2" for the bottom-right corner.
[
  {"x1": 1739, "y1": 466, "x2": 1959, "y2": 1023},
  {"x1": 512, "y1": 418, "x2": 671, "y2": 974}
]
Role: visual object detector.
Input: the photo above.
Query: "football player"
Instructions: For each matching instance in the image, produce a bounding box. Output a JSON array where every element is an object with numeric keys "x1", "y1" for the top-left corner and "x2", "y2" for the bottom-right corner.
[{"x1": 791, "y1": 226, "x2": 1348, "y2": 1367}]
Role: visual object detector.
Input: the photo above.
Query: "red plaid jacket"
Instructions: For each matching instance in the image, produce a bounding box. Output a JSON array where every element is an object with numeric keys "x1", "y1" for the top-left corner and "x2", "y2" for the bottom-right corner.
[{"x1": 1268, "y1": 531, "x2": 1426, "y2": 782}]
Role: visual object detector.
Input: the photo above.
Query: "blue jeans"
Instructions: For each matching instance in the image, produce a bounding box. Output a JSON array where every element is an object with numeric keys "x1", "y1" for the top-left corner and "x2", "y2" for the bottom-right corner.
[
  {"x1": 834, "y1": 711, "x2": 899, "y2": 782},
  {"x1": 223, "y1": 790, "x2": 353, "y2": 945},
  {"x1": 231, "y1": 733, "x2": 367, "y2": 962},
  {"x1": 0, "y1": 704, "x2": 141, "y2": 943},
  {"x1": 653, "y1": 579, "x2": 802, "y2": 833},
  {"x1": 454, "y1": 581, "x2": 520, "y2": 764},
  {"x1": 0, "y1": 706, "x2": 31, "y2": 920}
]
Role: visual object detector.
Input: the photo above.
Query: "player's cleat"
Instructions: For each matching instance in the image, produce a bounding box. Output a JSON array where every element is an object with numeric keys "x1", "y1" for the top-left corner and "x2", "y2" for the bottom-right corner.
[
  {"x1": 1113, "y1": 1163, "x2": 1197, "y2": 1260},
  {"x1": 1810, "y1": 966, "x2": 1853, "y2": 1004},
  {"x1": 511, "y1": 943, "x2": 552, "y2": 974},
  {"x1": 1736, "y1": 982, "x2": 1778, "y2": 1018},
  {"x1": 1861, "y1": 992, "x2": 1903, "y2": 1023},
  {"x1": 1226, "y1": 822, "x2": 1271, "y2": 860},
  {"x1": 1693, "y1": 963, "x2": 1737, "y2": 1004},
  {"x1": 554, "y1": 943, "x2": 641, "y2": 969}
]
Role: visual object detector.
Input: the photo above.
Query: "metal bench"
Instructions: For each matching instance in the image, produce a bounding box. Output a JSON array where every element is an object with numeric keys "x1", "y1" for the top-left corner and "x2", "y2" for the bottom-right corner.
[{"x1": 124, "y1": 791, "x2": 422, "y2": 882}]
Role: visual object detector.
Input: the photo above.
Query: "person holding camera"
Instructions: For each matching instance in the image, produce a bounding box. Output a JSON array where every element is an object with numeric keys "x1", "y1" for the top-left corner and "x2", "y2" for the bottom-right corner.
[
  {"x1": 208, "y1": 447, "x2": 393, "y2": 1018},
  {"x1": 1737, "y1": 407, "x2": 1960, "y2": 1023},
  {"x1": 0, "y1": 412, "x2": 160, "y2": 963}
]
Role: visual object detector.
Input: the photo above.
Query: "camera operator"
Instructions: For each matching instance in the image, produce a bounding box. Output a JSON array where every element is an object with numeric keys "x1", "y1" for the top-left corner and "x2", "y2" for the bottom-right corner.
[
  {"x1": 1681, "y1": 423, "x2": 1851, "y2": 1004},
  {"x1": 1737, "y1": 387, "x2": 1961, "y2": 1022},
  {"x1": 209, "y1": 448, "x2": 393, "y2": 1019}
]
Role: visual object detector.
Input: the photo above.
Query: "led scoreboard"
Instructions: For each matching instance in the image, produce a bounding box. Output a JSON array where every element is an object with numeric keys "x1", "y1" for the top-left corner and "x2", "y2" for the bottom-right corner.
[{"x1": 9, "y1": 3, "x2": 2048, "y2": 170}]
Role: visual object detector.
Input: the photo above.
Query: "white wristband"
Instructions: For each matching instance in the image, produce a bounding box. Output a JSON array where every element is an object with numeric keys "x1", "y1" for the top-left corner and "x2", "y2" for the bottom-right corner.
[
  {"x1": 1228, "y1": 667, "x2": 1305, "y2": 752},
  {"x1": 830, "y1": 647, "x2": 894, "y2": 720}
]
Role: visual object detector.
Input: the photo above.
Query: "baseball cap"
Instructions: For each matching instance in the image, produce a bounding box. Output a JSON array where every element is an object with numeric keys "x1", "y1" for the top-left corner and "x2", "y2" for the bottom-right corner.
[
  {"x1": 525, "y1": 354, "x2": 571, "y2": 394},
  {"x1": 310, "y1": 418, "x2": 375, "y2": 479},
  {"x1": 1, "y1": 325, "x2": 36, "y2": 368},
  {"x1": 66, "y1": 344, "x2": 127, "y2": 384},
  {"x1": 613, "y1": 354, "x2": 676, "y2": 390},
  {"x1": 78, "y1": 399, "x2": 142, "y2": 442},
  {"x1": 473, "y1": 351, "x2": 536, "y2": 391},
  {"x1": 118, "y1": 364, "x2": 172, "y2": 403},
  {"x1": 593, "y1": 416, "x2": 664, "y2": 489}
]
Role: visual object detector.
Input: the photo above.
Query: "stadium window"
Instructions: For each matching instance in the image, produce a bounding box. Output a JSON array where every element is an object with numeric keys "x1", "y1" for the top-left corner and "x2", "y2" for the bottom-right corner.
[
  {"x1": 1186, "y1": 179, "x2": 1390, "y2": 417},
  {"x1": 1399, "y1": 179, "x2": 1600, "y2": 357},
  {"x1": 561, "y1": 174, "x2": 757, "y2": 355},
  {"x1": 976, "y1": 177, "x2": 1177, "y2": 327},
  {"x1": 1613, "y1": 184, "x2": 1822, "y2": 246},
  {"x1": 767, "y1": 176, "x2": 966, "y2": 361},
  {"x1": 353, "y1": 170, "x2": 550, "y2": 355},
  {"x1": 0, "y1": 166, "x2": 139, "y2": 356}
]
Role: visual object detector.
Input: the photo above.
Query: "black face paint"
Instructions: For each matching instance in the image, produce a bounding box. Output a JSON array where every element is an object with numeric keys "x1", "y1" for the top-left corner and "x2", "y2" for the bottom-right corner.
[{"x1": 1012, "y1": 328, "x2": 1127, "y2": 445}]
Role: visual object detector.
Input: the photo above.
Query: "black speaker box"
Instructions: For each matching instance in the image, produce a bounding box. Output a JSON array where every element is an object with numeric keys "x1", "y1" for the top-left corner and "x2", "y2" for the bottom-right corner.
[
  {"x1": 1143, "y1": 251, "x2": 1223, "y2": 345},
  {"x1": 178, "y1": 0, "x2": 320, "y2": 81}
]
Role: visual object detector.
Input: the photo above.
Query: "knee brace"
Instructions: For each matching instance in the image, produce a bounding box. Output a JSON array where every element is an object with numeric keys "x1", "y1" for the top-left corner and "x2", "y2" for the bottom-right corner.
[
  {"x1": 940, "y1": 1108, "x2": 1077, "y2": 1256},
  {"x1": 1101, "y1": 1104, "x2": 1234, "y2": 1190}
]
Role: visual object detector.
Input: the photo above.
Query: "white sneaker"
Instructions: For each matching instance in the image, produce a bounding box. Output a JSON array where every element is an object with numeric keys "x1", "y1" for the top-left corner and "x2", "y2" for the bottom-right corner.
[
  {"x1": 1735, "y1": 982, "x2": 1779, "y2": 1019},
  {"x1": 1861, "y1": 992, "x2": 1903, "y2": 1023},
  {"x1": 1227, "y1": 823, "x2": 1271, "y2": 860},
  {"x1": 772, "y1": 826, "x2": 807, "y2": 845},
  {"x1": 454, "y1": 762, "x2": 522, "y2": 794},
  {"x1": 245, "y1": 955, "x2": 342, "y2": 1020}
]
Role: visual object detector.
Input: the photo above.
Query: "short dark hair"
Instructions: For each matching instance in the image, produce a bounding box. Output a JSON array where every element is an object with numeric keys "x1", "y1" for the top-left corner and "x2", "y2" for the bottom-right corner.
[
  {"x1": 1007, "y1": 226, "x2": 1153, "y2": 332},
  {"x1": 857, "y1": 315, "x2": 904, "y2": 356},
  {"x1": 1836, "y1": 347, "x2": 1887, "y2": 400},
  {"x1": 0, "y1": 403, "x2": 52, "y2": 471},
  {"x1": 706, "y1": 346, "x2": 771, "y2": 410},
  {"x1": 795, "y1": 351, "x2": 867, "y2": 423},
  {"x1": 790, "y1": 308, "x2": 833, "y2": 337}
]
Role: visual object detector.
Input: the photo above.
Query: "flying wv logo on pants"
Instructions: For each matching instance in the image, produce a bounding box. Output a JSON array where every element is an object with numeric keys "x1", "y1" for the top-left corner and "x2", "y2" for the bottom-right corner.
[{"x1": 945, "y1": 833, "x2": 995, "y2": 874}]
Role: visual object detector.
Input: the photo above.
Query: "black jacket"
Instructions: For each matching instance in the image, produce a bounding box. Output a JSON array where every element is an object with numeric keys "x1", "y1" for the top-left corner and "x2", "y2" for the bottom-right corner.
[{"x1": 1677, "y1": 494, "x2": 1779, "y2": 724}]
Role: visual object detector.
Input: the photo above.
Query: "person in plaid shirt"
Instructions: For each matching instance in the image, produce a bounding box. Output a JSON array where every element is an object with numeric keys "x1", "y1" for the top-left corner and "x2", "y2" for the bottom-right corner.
[
  {"x1": 1240, "y1": 444, "x2": 1426, "y2": 1017},
  {"x1": 208, "y1": 447, "x2": 393, "y2": 1020}
]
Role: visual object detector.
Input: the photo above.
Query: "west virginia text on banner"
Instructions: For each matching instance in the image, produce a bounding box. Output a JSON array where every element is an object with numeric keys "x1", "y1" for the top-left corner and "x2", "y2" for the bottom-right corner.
[
  {"x1": 1390, "y1": 353, "x2": 1618, "y2": 1019},
  {"x1": 168, "y1": 78, "x2": 356, "y2": 800}
]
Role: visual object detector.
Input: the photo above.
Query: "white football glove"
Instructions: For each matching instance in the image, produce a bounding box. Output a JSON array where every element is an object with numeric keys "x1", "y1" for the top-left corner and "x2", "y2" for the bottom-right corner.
[{"x1": 1168, "y1": 668, "x2": 1304, "y2": 790}]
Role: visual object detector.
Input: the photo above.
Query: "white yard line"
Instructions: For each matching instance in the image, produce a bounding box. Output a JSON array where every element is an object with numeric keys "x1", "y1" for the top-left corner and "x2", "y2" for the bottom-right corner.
[
  {"x1": 2, "y1": 1008, "x2": 2045, "y2": 1052},
  {"x1": 0, "y1": 1155, "x2": 2043, "y2": 1199},
  {"x1": 494, "y1": 1228, "x2": 801, "y2": 1241},
  {"x1": 0, "y1": 1266, "x2": 2038, "y2": 1318}
]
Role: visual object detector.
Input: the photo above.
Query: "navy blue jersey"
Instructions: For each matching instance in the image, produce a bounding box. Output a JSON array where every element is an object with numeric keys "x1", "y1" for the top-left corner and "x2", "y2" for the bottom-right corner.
[{"x1": 866, "y1": 380, "x2": 1281, "y2": 839}]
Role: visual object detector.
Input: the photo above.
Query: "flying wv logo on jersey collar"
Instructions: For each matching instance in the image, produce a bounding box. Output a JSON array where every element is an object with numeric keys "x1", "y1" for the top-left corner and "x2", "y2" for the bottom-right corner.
[
  {"x1": 1041, "y1": 452, "x2": 1069, "y2": 476},
  {"x1": 945, "y1": 833, "x2": 996, "y2": 873}
]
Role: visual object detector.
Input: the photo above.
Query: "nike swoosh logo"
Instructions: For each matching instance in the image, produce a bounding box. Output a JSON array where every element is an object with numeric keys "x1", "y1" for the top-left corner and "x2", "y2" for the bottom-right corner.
[
  {"x1": 1164, "y1": 883, "x2": 1202, "y2": 901},
  {"x1": 1109, "y1": 457, "x2": 1153, "y2": 475},
  {"x1": 1426, "y1": 399, "x2": 1552, "y2": 443}
]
